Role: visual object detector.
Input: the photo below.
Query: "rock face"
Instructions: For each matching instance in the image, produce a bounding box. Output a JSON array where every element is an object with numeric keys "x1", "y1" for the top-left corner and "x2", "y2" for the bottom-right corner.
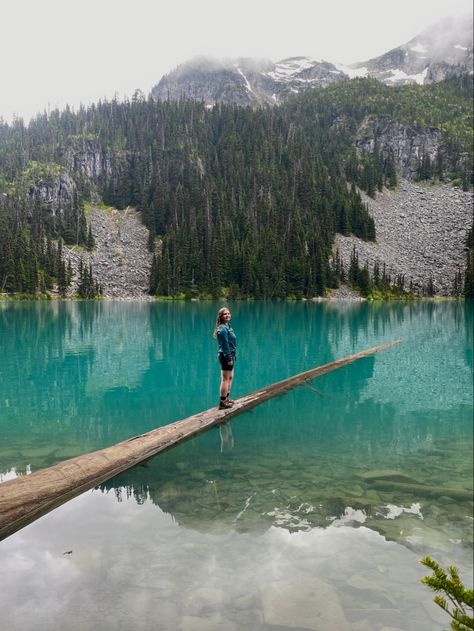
[
  {"x1": 355, "y1": 118, "x2": 445, "y2": 178},
  {"x1": 27, "y1": 172, "x2": 75, "y2": 216},
  {"x1": 64, "y1": 183, "x2": 471, "y2": 299},
  {"x1": 62, "y1": 138, "x2": 113, "y2": 182},
  {"x1": 334, "y1": 180, "x2": 473, "y2": 295},
  {"x1": 150, "y1": 14, "x2": 473, "y2": 106},
  {"x1": 65, "y1": 207, "x2": 154, "y2": 299}
]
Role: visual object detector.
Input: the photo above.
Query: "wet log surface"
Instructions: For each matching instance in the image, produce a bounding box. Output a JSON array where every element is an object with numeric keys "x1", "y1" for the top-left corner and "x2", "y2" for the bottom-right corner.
[{"x1": 0, "y1": 340, "x2": 399, "y2": 541}]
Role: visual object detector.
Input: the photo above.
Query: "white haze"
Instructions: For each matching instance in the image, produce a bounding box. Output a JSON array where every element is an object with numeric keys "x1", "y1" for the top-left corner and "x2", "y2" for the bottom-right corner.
[
  {"x1": 407, "y1": 12, "x2": 474, "y2": 62},
  {"x1": 1, "y1": 0, "x2": 472, "y2": 123}
]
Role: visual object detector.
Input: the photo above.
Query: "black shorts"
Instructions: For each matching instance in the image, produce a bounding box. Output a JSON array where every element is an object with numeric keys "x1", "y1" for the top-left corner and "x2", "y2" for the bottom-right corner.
[{"x1": 218, "y1": 354, "x2": 235, "y2": 371}]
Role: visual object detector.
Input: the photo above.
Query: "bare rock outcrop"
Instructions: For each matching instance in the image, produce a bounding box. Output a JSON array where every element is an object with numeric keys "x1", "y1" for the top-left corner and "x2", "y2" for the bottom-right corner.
[
  {"x1": 26, "y1": 172, "x2": 75, "y2": 217},
  {"x1": 355, "y1": 118, "x2": 445, "y2": 179},
  {"x1": 61, "y1": 138, "x2": 113, "y2": 182}
]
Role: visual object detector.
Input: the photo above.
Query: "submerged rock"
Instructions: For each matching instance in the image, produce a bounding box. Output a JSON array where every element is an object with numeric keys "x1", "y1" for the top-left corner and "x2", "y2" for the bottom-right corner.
[
  {"x1": 261, "y1": 577, "x2": 350, "y2": 631},
  {"x1": 358, "y1": 469, "x2": 422, "y2": 484}
]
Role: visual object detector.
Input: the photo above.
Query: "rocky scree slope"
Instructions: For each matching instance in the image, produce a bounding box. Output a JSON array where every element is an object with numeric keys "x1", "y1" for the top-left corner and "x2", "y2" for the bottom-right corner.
[
  {"x1": 334, "y1": 180, "x2": 473, "y2": 295},
  {"x1": 63, "y1": 183, "x2": 471, "y2": 299},
  {"x1": 65, "y1": 207, "x2": 153, "y2": 299}
]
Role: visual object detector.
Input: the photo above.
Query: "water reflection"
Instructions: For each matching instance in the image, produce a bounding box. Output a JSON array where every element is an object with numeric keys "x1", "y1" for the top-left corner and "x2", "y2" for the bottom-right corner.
[
  {"x1": 0, "y1": 301, "x2": 472, "y2": 476},
  {"x1": 0, "y1": 301, "x2": 472, "y2": 631},
  {"x1": 0, "y1": 489, "x2": 449, "y2": 631},
  {"x1": 0, "y1": 301, "x2": 160, "y2": 474},
  {"x1": 98, "y1": 351, "x2": 472, "y2": 560},
  {"x1": 219, "y1": 423, "x2": 234, "y2": 453}
]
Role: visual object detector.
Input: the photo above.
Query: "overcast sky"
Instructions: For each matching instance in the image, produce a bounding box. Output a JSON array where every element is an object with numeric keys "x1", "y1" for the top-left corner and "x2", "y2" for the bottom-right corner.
[{"x1": 1, "y1": 0, "x2": 472, "y2": 122}]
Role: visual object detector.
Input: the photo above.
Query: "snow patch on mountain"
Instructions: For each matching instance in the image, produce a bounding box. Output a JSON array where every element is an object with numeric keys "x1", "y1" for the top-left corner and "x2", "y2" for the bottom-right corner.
[
  {"x1": 335, "y1": 63, "x2": 368, "y2": 78},
  {"x1": 410, "y1": 43, "x2": 427, "y2": 53},
  {"x1": 150, "y1": 13, "x2": 472, "y2": 105},
  {"x1": 266, "y1": 56, "x2": 320, "y2": 81},
  {"x1": 386, "y1": 67, "x2": 429, "y2": 84},
  {"x1": 235, "y1": 64, "x2": 252, "y2": 92}
]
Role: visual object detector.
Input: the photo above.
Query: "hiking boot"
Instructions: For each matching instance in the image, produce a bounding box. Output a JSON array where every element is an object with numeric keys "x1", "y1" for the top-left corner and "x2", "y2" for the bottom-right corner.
[{"x1": 218, "y1": 400, "x2": 233, "y2": 410}]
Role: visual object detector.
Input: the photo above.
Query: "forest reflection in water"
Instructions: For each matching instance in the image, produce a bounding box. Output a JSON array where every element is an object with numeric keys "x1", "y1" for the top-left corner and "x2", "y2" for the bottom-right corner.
[
  {"x1": 96, "y1": 348, "x2": 472, "y2": 565},
  {"x1": 0, "y1": 300, "x2": 471, "y2": 474},
  {"x1": 0, "y1": 300, "x2": 472, "y2": 631}
]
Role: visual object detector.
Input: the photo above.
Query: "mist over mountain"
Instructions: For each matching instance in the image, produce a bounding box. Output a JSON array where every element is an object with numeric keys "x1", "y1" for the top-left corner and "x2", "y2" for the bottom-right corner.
[
  {"x1": 151, "y1": 13, "x2": 473, "y2": 106},
  {"x1": 151, "y1": 55, "x2": 346, "y2": 106},
  {"x1": 352, "y1": 13, "x2": 474, "y2": 84}
]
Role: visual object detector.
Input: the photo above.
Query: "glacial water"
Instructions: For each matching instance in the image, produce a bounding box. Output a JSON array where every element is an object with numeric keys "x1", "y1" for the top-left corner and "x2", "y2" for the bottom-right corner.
[{"x1": 0, "y1": 300, "x2": 472, "y2": 631}]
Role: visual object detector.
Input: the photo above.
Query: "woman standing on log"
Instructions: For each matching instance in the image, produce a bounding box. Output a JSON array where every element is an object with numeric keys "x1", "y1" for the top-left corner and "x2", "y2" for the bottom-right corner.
[{"x1": 213, "y1": 307, "x2": 237, "y2": 409}]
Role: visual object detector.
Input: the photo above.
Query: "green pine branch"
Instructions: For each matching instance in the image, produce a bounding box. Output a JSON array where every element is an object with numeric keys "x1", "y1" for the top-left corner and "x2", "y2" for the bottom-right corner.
[{"x1": 420, "y1": 556, "x2": 474, "y2": 630}]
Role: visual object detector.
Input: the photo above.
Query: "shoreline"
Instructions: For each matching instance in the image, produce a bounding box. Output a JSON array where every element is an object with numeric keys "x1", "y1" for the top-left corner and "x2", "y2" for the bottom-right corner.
[{"x1": 0, "y1": 294, "x2": 468, "y2": 303}]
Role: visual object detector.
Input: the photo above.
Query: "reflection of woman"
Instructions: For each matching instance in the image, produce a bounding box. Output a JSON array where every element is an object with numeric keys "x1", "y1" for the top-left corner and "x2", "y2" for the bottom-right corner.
[
  {"x1": 219, "y1": 423, "x2": 234, "y2": 453},
  {"x1": 213, "y1": 307, "x2": 236, "y2": 409}
]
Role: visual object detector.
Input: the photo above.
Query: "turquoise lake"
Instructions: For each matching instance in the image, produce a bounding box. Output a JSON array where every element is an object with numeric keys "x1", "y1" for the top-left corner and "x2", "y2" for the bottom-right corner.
[{"x1": 0, "y1": 300, "x2": 472, "y2": 631}]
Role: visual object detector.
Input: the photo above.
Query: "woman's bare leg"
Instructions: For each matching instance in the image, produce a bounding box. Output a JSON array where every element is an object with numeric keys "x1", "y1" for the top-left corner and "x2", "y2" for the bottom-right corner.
[{"x1": 220, "y1": 369, "x2": 233, "y2": 398}]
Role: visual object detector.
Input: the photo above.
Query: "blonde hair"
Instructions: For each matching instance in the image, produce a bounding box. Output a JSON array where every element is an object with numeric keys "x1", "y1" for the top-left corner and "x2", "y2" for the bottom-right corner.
[{"x1": 213, "y1": 307, "x2": 230, "y2": 338}]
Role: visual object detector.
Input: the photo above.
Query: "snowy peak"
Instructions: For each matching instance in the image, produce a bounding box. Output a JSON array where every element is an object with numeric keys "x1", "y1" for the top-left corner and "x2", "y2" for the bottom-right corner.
[
  {"x1": 266, "y1": 56, "x2": 322, "y2": 81},
  {"x1": 352, "y1": 12, "x2": 473, "y2": 85},
  {"x1": 150, "y1": 13, "x2": 473, "y2": 105},
  {"x1": 151, "y1": 55, "x2": 347, "y2": 106}
]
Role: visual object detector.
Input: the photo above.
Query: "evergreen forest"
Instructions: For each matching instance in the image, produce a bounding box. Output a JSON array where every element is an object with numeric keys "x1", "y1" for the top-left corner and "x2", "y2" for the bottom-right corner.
[{"x1": 0, "y1": 74, "x2": 472, "y2": 298}]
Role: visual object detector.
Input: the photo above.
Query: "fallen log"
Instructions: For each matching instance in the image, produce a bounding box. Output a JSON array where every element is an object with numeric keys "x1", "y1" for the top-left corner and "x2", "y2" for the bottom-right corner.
[{"x1": 0, "y1": 340, "x2": 399, "y2": 541}]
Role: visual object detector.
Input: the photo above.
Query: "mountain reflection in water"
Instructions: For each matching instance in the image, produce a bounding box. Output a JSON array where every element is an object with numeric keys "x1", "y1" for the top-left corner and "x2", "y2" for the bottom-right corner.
[{"x1": 0, "y1": 300, "x2": 471, "y2": 631}]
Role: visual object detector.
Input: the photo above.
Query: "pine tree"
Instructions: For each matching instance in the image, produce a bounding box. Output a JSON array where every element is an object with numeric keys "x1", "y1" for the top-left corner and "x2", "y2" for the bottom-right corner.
[
  {"x1": 147, "y1": 228, "x2": 155, "y2": 253},
  {"x1": 424, "y1": 277, "x2": 435, "y2": 296},
  {"x1": 464, "y1": 247, "x2": 473, "y2": 298},
  {"x1": 452, "y1": 267, "x2": 463, "y2": 297},
  {"x1": 420, "y1": 556, "x2": 473, "y2": 631},
  {"x1": 149, "y1": 254, "x2": 159, "y2": 295},
  {"x1": 373, "y1": 261, "x2": 380, "y2": 288},
  {"x1": 358, "y1": 261, "x2": 371, "y2": 295},
  {"x1": 86, "y1": 224, "x2": 95, "y2": 251},
  {"x1": 1, "y1": 77, "x2": 471, "y2": 299},
  {"x1": 349, "y1": 246, "x2": 359, "y2": 285}
]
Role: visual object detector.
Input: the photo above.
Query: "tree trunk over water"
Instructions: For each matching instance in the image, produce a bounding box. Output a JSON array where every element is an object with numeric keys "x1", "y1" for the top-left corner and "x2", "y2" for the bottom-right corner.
[{"x1": 0, "y1": 340, "x2": 399, "y2": 541}]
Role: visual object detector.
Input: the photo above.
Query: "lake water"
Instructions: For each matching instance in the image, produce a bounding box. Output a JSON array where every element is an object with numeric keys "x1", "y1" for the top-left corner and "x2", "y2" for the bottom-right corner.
[{"x1": 0, "y1": 300, "x2": 472, "y2": 631}]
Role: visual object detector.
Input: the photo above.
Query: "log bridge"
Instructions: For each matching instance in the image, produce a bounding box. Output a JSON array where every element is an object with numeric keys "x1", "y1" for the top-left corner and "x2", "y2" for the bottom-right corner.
[{"x1": 0, "y1": 340, "x2": 400, "y2": 541}]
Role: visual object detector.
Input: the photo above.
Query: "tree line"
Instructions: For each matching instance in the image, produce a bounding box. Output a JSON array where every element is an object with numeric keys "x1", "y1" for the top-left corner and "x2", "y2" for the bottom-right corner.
[{"x1": 0, "y1": 74, "x2": 472, "y2": 298}]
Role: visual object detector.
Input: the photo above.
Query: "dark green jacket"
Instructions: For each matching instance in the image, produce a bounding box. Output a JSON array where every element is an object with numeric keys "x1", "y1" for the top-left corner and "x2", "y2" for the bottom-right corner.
[{"x1": 217, "y1": 324, "x2": 236, "y2": 360}]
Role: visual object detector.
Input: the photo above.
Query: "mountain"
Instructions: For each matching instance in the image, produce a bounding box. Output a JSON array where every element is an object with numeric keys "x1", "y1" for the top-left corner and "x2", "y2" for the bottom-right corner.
[
  {"x1": 150, "y1": 14, "x2": 473, "y2": 106},
  {"x1": 150, "y1": 55, "x2": 347, "y2": 107},
  {"x1": 1, "y1": 74, "x2": 472, "y2": 298},
  {"x1": 351, "y1": 13, "x2": 473, "y2": 85},
  {"x1": 0, "y1": 20, "x2": 473, "y2": 301}
]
